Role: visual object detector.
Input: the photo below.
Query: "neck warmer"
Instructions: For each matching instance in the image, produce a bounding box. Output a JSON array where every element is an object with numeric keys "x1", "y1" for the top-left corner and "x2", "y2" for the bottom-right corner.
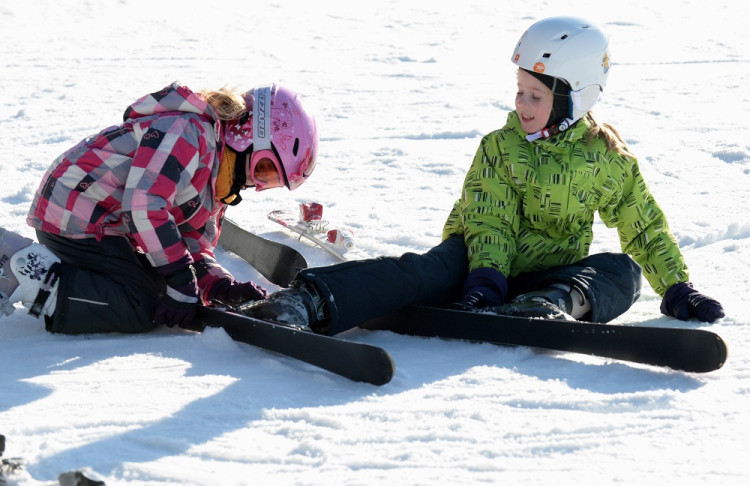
[{"x1": 216, "y1": 149, "x2": 245, "y2": 206}]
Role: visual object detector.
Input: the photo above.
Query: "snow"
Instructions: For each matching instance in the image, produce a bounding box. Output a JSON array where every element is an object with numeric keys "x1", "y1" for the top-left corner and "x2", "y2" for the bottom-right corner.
[{"x1": 1, "y1": 0, "x2": 749, "y2": 484}]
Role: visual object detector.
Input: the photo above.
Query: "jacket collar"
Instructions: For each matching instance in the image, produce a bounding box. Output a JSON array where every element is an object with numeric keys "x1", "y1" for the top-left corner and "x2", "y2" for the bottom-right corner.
[{"x1": 506, "y1": 111, "x2": 589, "y2": 149}]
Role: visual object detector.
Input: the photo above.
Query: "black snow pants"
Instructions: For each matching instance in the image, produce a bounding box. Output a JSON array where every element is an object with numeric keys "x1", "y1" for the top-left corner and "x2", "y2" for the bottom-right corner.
[
  {"x1": 296, "y1": 236, "x2": 643, "y2": 335},
  {"x1": 37, "y1": 231, "x2": 161, "y2": 334}
]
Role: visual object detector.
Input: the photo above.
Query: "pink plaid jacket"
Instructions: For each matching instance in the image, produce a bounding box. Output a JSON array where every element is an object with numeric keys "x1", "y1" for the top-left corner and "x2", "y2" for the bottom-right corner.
[{"x1": 27, "y1": 82, "x2": 234, "y2": 296}]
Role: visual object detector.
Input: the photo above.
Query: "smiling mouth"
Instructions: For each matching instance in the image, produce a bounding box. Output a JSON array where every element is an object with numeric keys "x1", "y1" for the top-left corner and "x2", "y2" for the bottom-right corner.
[{"x1": 520, "y1": 113, "x2": 535, "y2": 122}]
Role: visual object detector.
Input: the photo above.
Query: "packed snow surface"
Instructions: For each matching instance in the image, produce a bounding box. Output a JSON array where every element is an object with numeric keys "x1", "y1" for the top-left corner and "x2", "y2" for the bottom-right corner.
[{"x1": 1, "y1": 1, "x2": 749, "y2": 484}]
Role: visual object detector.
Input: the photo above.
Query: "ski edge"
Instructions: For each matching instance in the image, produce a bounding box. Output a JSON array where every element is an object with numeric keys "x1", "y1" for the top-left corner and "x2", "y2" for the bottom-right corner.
[{"x1": 192, "y1": 307, "x2": 395, "y2": 386}]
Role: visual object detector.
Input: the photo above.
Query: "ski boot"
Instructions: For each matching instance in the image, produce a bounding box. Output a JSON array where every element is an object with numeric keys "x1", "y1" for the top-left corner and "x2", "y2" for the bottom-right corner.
[
  {"x1": 0, "y1": 227, "x2": 61, "y2": 318},
  {"x1": 239, "y1": 280, "x2": 330, "y2": 333},
  {"x1": 490, "y1": 283, "x2": 588, "y2": 321}
]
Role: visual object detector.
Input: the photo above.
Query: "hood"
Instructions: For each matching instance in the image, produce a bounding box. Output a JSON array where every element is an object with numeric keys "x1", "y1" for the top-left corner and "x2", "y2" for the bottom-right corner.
[{"x1": 123, "y1": 82, "x2": 217, "y2": 122}]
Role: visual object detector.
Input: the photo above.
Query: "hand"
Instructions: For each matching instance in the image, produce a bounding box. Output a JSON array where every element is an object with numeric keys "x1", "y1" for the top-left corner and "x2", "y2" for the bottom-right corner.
[
  {"x1": 454, "y1": 267, "x2": 508, "y2": 309},
  {"x1": 206, "y1": 278, "x2": 269, "y2": 306},
  {"x1": 154, "y1": 266, "x2": 199, "y2": 328},
  {"x1": 660, "y1": 282, "x2": 724, "y2": 323}
]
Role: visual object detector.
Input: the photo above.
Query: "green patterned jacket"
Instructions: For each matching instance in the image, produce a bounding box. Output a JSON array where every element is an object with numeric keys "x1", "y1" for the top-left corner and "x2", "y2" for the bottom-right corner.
[{"x1": 442, "y1": 111, "x2": 688, "y2": 296}]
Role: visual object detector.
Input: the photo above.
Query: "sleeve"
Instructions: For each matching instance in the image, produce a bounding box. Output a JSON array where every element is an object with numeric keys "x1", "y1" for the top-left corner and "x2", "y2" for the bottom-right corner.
[
  {"x1": 597, "y1": 153, "x2": 689, "y2": 296},
  {"x1": 442, "y1": 134, "x2": 520, "y2": 276},
  {"x1": 182, "y1": 209, "x2": 233, "y2": 297},
  {"x1": 192, "y1": 251, "x2": 234, "y2": 304},
  {"x1": 122, "y1": 116, "x2": 201, "y2": 269}
]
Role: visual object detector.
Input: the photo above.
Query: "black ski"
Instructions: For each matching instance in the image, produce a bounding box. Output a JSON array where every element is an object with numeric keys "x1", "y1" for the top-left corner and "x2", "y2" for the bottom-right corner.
[
  {"x1": 189, "y1": 306, "x2": 394, "y2": 385},
  {"x1": 219, "y1": 217, "x2": 307, "y2": 287},
  {"x1": 361, "y1": 305, "x2": 727, "y2": 373},
  {"x1": 215, "y1": 220, "x2": 393, "y2": 384}
]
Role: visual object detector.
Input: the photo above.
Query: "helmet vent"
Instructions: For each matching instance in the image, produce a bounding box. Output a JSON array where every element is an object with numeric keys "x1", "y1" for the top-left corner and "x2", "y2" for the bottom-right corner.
[
  {"x1": 292, "y1": 138, "x2": 300, "y2": 156},
  {"x1": 560, "y1": 34, "x2": 568, "y2": 40}
]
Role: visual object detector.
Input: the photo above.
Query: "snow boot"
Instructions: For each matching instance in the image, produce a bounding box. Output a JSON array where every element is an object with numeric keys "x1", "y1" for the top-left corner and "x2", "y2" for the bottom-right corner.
[
  {"x1": 239, "y1": 281, "x2": 329, "y2": 332},
  {"x1": 0, "y1": 227, "x2": 61, "y2": 318},
  {"x1": 490, "y1": 283, "x2": 589, "y2": 320},
  {"x1": 1, "y1": 228, "x2": 33, "y2": 316},
  {"x1": 58, "y1": 470, "x2": 106, "y2": 486},
  {"x1": 489, "y1": 298, "x2": 574, "y2": 320}
]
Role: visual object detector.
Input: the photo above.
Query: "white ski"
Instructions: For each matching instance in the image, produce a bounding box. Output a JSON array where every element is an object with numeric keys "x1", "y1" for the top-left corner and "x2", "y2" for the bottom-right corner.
[{"x1": 267, "y1": 203, "x2": 356, "y2": 262}]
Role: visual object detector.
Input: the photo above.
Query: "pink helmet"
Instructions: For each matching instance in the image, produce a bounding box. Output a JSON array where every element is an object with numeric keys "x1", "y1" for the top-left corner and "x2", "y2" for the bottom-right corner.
[{"x1": 223, "y1": 84, "x2": 318, "y2": 191}]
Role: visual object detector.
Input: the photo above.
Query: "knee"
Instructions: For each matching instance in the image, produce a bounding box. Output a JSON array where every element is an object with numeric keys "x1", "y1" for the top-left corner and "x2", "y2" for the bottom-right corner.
[
  {"x1": 586, "y1": 252, "x2": 642, "y2": 276},
  {"x1": 599, "y1": 252, "x2": 642, "y2": 294},
  {"x1": 606, "y1": 253, "x2": 642, "y2": 276},
  {"x1": 422, "y1": 236, "x2": 468, "y2": 275}
]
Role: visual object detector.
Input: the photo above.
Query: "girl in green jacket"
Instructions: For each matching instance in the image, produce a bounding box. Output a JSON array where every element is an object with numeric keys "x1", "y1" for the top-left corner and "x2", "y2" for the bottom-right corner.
[{"x1": 245, "y1": 16, "x2": 723, "y2": 334}]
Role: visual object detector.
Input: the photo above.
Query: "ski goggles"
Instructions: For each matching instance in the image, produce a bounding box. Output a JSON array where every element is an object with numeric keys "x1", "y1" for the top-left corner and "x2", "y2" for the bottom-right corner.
[{"x1": 248, "y1": 154, "x2": 285, "y2": 191}]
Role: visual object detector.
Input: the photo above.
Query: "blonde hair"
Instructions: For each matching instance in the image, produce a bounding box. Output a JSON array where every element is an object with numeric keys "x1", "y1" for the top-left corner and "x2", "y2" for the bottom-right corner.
[
  {"x1": 202, "y1": 86, "x2": 246, "y2": 121},
  {"x1": 584, "y1": 112, "x2": 632, "y2": 157}
]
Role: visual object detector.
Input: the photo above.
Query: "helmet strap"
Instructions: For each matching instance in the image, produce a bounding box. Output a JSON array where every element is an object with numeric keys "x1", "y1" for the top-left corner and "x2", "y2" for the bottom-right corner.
[{"x1": 526, "y1": 117, "x2": 575, "y2": 142}]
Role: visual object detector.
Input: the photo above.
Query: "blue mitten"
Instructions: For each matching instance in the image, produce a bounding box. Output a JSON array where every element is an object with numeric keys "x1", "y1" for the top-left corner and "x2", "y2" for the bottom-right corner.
[{"x1": 660, "y1": 282, "x2": 724, "y2": 323}]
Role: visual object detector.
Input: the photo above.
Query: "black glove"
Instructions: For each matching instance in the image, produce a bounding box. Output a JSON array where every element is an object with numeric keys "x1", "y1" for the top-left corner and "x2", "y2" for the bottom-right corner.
[
  {"x1": 153, "y1": 265, "x2": 199, "y2": 328},
  {"x1": 206, "y1": 278, "x2": 269, "y2": 306},
  {"x1": 660, "y1": 282, "x2": 724, "y2": 323},
  {"x1": 453, "y1": 267, "x2": 508, "y2": 309}
]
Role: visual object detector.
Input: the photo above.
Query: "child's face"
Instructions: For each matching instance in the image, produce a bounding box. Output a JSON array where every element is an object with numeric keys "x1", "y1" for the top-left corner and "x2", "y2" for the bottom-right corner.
[{"x1": 515, "y1": 69, "x2": 554, "y2": 134}]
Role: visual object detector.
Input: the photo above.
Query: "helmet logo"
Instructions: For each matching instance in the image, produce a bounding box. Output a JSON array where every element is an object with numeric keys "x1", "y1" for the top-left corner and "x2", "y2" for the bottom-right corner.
[
  {"x1": 513, "y1": 53, "x2": 520, "y2": 63},
  {"x1": 533, "y1": 62, "x2": 545, "y2": 74},
  {"x1": 253, "y1": 86, "x2": 273, "y2": 152},
  {"x1": 602, "y1": 52, "x2": 611, "y2": 74},
  {"x1": 257, "y1": 90, "x2": 267, "y2": 138}
]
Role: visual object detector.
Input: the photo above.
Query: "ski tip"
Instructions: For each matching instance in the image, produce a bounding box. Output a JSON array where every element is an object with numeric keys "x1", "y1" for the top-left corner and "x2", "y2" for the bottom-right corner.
[
  {"x1": 710, "y1": 333, "x2": 728, "y2": 371},
  {"x1": 369, "y1": 350, "x2": 396, "y2": 386},
  {"x1": 695, "y1": 331, "x2": 728, "y2": 373},
  {"x1": 679, "y1": 331, "x2": 728, "y2": 373}
]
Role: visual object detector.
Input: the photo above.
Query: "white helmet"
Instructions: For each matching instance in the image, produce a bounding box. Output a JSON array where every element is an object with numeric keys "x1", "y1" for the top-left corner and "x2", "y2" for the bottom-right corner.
[{"x1": 511, "y1": 17, "x2": 611, "y2": 128}]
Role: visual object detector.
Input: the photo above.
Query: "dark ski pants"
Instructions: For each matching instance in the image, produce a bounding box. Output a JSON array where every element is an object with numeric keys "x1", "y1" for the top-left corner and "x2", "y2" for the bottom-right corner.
[
  {"x1": 298, "y1": 236, "x2": 469, "y2": 335},
  {"x1": 37, "y1": 231, "x2": 160, "y2": 334},
  {"x1": 296, "y1": 236, "x2": 642, "y2": 334}
]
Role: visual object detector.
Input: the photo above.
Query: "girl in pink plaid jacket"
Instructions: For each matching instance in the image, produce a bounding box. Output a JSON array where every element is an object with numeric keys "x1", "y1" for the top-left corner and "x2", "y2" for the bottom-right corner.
[{"x1": 0, "y1": 82, "x2": 318, "y2": 333}]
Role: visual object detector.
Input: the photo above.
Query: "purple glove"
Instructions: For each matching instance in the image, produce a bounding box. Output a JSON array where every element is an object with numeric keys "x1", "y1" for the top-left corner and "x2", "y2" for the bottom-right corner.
[
  {"x1": 206, "y1": 278, "x2": 270, "y2": 306},
  {"x1": 455, "y1": 267, "x2": 508, "y2": 309},
  {"x1": 660, "y1": 282, "x2": 724, "y2": 323},
  {"x1": 153, "y1": 265, "x2": 199, "y2": 328}
]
